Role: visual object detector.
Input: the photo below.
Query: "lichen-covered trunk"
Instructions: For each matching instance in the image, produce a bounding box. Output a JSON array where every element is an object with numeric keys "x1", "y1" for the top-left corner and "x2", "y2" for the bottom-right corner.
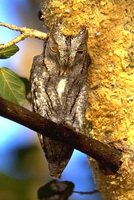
[{"x1": 41, "y1": 0, "x2": 134, "y2": 199}]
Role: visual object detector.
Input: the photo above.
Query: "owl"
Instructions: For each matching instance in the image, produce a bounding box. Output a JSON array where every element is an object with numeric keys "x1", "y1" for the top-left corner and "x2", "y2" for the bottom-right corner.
[{"x1": 30, "y1": 23, "x2": 90, "y2": 177}]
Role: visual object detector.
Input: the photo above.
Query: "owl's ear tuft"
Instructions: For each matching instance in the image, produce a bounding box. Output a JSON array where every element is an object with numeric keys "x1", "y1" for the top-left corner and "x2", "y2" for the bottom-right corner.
[
  {"x1": 78, "y1": 27, "x2": 88, "y2": 36},
  {"x1": 50, "y1": 21, "x2": 64, "y2": 41},
  {"x1": 76, "y1": 27, "x2": 88, "y2": 41},
  {"x1": 51, "y1": 20, "x2": 62, "y2": 32}
]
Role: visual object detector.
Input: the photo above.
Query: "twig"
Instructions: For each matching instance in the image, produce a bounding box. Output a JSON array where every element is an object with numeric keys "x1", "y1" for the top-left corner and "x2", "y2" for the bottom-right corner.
[
  {"x1": 0, "y1": 97, "x2": 122, "y2": 173},
  {"x1": 0, "y1": 22, "x2": 48, "y2": 49},
  {"x1": 74, "y1": 189, "x2": 98, "y2": 195}
]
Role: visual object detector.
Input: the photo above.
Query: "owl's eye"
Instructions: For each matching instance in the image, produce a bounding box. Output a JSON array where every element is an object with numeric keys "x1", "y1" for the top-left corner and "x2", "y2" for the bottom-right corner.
[
  {"x1": 77, "y1": 50, "x2": 84, "y2": 54},
  {"x1": 49, "y1": 41, "x2": 59, "y2": 53},
  {"x1": 77, "y1": 44, "x2": 85, "y2": 55}
]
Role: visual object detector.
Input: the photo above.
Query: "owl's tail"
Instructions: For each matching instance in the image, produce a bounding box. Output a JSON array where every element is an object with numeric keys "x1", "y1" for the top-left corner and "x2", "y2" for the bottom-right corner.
[
  {"x1": 41, "y1": 136, "x2": 74, "y2": 178},
  {"x1": 48, "y1": 159, "x2": 71, "y2": 178}
]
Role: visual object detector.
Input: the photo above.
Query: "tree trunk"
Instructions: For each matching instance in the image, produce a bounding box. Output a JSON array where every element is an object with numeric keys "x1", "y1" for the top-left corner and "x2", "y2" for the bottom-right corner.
[{"x1": 41, "y1": 0, "x2": 134, "y2": 199}]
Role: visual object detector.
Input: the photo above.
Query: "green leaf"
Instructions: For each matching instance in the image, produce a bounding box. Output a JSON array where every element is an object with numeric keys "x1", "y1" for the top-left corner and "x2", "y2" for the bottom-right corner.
[
  {"x1": 0, "y1": 67, "x2": 26, "y2": 105},
  {"x1": 20, "y1": 77, "x2": 31, "y2": 95},
  {"x1": 38, "y1": 180, "x2": 74, "y2": 200},
  {"x1": 0, "y1": 44, "x2": 19, "y2": 59}
]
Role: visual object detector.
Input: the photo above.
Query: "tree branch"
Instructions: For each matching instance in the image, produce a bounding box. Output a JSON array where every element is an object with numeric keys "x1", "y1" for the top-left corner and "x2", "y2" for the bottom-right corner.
[
  {"x1": 0, "y1": 22, "x2": 48, "y2": 49},
  {"x1": 0, "y1": 97, "x2": 122, "y2": 173}
]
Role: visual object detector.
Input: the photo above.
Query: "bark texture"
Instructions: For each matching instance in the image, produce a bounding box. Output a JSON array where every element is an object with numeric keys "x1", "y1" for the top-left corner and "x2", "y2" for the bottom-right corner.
[{"x1": 41, "y1": 0, "x2": 134, "y2": 199}]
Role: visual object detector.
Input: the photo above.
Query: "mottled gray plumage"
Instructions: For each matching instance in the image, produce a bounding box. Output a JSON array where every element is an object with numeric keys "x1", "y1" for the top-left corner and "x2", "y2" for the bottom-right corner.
[{"x1": 30, "y1": 23, "x2": 90, "y2": 177}]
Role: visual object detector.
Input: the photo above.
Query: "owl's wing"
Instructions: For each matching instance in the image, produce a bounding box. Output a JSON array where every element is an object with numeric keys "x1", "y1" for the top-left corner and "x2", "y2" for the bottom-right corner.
[{"x1": 30, "y1": 55, "x2": 74, "y2": 177}]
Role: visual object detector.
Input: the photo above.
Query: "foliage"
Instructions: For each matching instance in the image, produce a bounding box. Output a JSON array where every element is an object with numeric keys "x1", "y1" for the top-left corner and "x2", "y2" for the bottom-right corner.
[
  {"x1": 0, "y1": 67, "x2": 27, "y2": 105},
  {"x1": 0, "y1": 45, "x2": 30, "y2": 105},
  {"x1": 0, "y1": 44, "x2": 19, "y2": 59}
]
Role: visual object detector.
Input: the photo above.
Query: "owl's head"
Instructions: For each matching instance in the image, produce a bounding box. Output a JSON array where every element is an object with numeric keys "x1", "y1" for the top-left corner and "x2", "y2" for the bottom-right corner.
[{"x1": 45, "y1": 23, "x2": 89, "y2": 71}]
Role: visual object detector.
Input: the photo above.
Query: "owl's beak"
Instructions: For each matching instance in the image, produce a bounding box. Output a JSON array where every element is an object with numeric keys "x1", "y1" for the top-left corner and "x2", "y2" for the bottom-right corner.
[
  {"x1": 60, "y1": 59, "x2": 69, "y2": 71},
  {"x1": 59, "y1": 50, "x2": 70, "y2": 71}
]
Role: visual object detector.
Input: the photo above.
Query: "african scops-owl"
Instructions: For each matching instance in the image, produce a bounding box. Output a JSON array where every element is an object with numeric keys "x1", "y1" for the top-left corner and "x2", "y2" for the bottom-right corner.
[{"x1": 30, "y1": 23, "x2": 90, "y2": 177}]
